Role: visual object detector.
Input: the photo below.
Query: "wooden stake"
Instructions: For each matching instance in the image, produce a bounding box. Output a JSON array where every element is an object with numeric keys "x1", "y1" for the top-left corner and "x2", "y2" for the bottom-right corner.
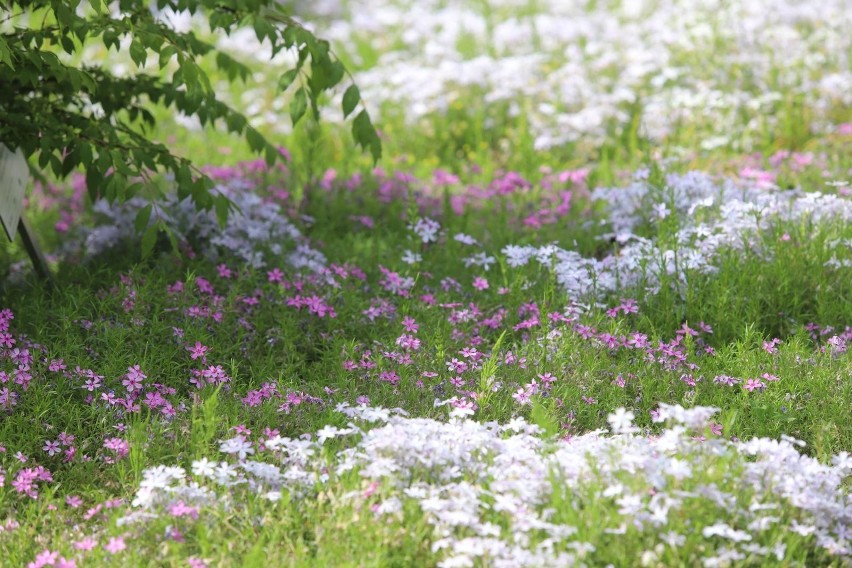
[{"x1": 17, "y1": 215, "x2": 54, "y2": 286}]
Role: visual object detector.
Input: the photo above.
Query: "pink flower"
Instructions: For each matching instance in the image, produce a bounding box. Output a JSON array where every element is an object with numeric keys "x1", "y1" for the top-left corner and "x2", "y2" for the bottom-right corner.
[
  {"x1": 472, "y1": 276, "x2": 489, "y2": 291},
  {"x1": 762, "y1": 338, "x2": 782, "y2": 354},
  {"x1": 187, "y1": 342, "x2": 209, "y2": 360},
  {"x1": 65, "y1": 495, "x2": 83, "y2": 508},
  {"x1": 74, "y1": 537, "x2": 97, "y2": 551},
  {"x1": 58, "y1": 432, "x2": 75, "y2": 446},
  {"x1": 676, "y1": 323, "x2": 699, "y2": 337},
  {"x1": 43, "y1": 440, "x2": 61, "y2": 456},
  {"x1": 401, "y1": 316, "x2": 419, "y2": 333},
  {"x1": 103, "y1": 437, "x2": 130, "y2": 461},
  {"x1": 512, "y1": 388, "x2": 531, "y2": 405},
  {"x1": 104, "y1": 536, "x2": 126, "y2": 554},
  {"x1": 27, "y1": 549, "x2": 57, "y2": 568},
  {"x1": 395, "y1": 334, "x2": 421, "y2": 351},
  {"x1": 744, "y1": 378, "x2": 766, "y2": 392},
  {"x1": 168, "y1": 501, "x2": 199, "y2": 520},
  {"x1": 267, "y1": 268, "x2": 285, "y2": 283},
  {"x1": 216, "y1": 264, "x2": 232, "y2": 279}
]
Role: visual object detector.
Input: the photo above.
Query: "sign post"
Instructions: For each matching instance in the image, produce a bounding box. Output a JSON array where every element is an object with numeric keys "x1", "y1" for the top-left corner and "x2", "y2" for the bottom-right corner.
[{"x1": 0, "y1": 143, "x2": 53, "y2": 283}]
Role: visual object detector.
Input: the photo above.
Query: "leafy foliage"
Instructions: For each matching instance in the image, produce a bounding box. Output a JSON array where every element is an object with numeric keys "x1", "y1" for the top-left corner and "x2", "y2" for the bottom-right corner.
[{"x1": 0, "y1": 0, "x2": 381, "y2": 254}]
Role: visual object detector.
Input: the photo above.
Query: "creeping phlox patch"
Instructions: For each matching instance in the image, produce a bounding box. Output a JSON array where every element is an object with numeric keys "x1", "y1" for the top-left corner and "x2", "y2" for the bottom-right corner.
[
  {"x1": 65, "y1": 170, "x2": 323, "y2": 271},
  {"x1": 505, "y1": 171, "x2": 852, "y2": 300},
  {"x1": 124, "y1": 404, "x2": 851, "y2": 567},
  {"x1": 174, "y1": 0, "x2": 851, "y2": 151},
  {"x1": 57, "y1": 166, "x2": 852, "y2": 306}
]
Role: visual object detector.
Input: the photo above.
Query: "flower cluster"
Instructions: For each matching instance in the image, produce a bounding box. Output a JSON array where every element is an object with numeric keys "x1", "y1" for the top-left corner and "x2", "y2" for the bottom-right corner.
[{"x1": 123, "y1": 404, "x2": 850, "y2": 566}]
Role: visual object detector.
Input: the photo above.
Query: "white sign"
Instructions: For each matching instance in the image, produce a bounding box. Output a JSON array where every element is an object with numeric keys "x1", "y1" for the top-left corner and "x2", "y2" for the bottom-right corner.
[{"x1": 0, "y1": 143, "x2": 28, "y2": 241}]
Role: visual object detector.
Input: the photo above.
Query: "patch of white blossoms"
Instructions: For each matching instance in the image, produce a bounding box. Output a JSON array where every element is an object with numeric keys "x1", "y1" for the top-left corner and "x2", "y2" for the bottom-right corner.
[
  {"x1": 67, "y1": 175, "x2": 325, "y2": 271},
  {"x1": 126, "y1": 403, "x2": 850, "y2": 566},
  {"x1": 500, "y1": 171, "x2": 852, "y2": 299},
  {"x1": 169, "y1": 0, "x2": 851, "y2": 151}
]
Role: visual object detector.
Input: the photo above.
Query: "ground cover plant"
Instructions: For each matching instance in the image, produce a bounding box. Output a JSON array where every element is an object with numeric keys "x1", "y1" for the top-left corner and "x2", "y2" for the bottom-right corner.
[{"x1": 1, "y1": 0, "x2": 851, "y2": 566}]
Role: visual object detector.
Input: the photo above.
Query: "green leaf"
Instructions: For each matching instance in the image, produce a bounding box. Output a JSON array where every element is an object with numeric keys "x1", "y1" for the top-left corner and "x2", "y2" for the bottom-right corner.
[
  {"x1": 252, "y1": 18, "x2": 274, "y2": 43},
  {"x1": 225, "y1": 112, "x2": 246, "y2": 134},
  {"x1": 246, "y1": 127, "x2": 265, "y2": 153},
  {"x1": 85, "y1": 167, "x2": 102, "y2": 199},
  {"x1": 103, "y1": 28, "x2": 119, "y2": 51},
  {"x1": 278, "y1": 69, "x2": 299, "y2": 92},
  {"x1": 214, "y1": 194, "x2": 231, "y2": 227},
  {"x1": 342, "y1": 84, "x2": 360, "y2": 119},
  {"x1": 352, "y1": 110, "x2": 382, "y2": 162},
  {"x1": 0, "y1": 37, "x2": 14, "y2": 70},
  {"x1": 135, "y1": 204, "x2": 153, "y2": 233},
  {"x1": 159, "y1": 45, "x2": 177, "y2": 69},
  {"x1": 290, "y1": 87, "x2": 308, "y2": 125},
  {"x1": 264, "y1": 143, "x2": 277, "y2": 166},
  {"x1": 129, "y1": 40, "x2": 147, "y2": 68},
  {"x1": 141, "y1": 221, "x2": 158, "y2": 259},
  {"x1": 60, "y1": 36, "x2": 75, "y2": 56}
]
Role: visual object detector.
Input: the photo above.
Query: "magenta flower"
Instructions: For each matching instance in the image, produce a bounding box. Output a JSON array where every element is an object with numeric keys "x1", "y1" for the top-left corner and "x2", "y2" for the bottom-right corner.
[
  {"x1": 103, "y1": 437, "x2": 130, "y2": 460},
  {"x1": 58, "y1": 432, "x2": 75, "y2": 446},
  {"x1": 216, "y1": 264, "x2": 232, "y2": 279},
  {"x1": 74, "y1": 537, "x2": 97, "y2": 551},
  {"x1": 512, "y1": 388, "x2": 531, "y2": 405},
  {"x1": 187, "y1": 342, "x2": 209, "y2": 360},
  {"x1": 168, "y1": 501, "x2": 199, "y2": 520},
  {"x1": 401, "y1": 316, "x2": 419, "y2": 333},
  {"x1": 66, "y1": 495, "x2": 83, "y2": 508},
  {"x1": 28, "y1": 549, "x2": 58, "y2": 568},
  {"x1": 104, "y1": 536, "x2": 126, "y2": 554},
  {"x1": 744, "y1": 378, "x2": 766, "y2": 392},
  {"x1": 122, "y1": 365, "x2": 146, "y2": 392},
  {"x1": 42, "y1": 440, "x2": 61, "y2": 457}
]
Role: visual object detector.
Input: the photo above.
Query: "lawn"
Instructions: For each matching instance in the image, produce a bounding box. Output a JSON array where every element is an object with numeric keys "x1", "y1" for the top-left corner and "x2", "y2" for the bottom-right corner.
[{"x1": 1, "y1": 0, "x2": 851, "y2": 566}]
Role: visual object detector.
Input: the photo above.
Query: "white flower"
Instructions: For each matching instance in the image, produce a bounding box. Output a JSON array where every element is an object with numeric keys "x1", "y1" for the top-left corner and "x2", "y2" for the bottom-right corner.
[
  {"x1": 702, "y1": 523, "x2": 752, "y2": 542},
  {"x1": 831, "y1": 451, "x2": 851, "y2": 473},
  {"x1": 660, "y1": 531, "x2": 685, "y2": 548},
  {"x1": 454, "y1": 233, "x2": 478, "y2": 245},
  {"x1": 450, "y1": 406, "x2": 475, "y2": 418},
  {"x1": 412, "y1": 218, "x2": 440, "y2": 243},
  {"x1": 607, "y1": 408, "x2": 639, "y2": 434},
  {"x1": 219, "y1": 436, "x2": 254, "y2": 460},
  {"x1": 263, "y1": 490, "x2": 282, "y2": 501},
  {"x1": 665, "y1": 458, "x2": 692, "y2": 480},
  {"x1": 316, "y1": 425, "x2": 345, "y2": 444},
  {"x1": 401, "y1": 250, "x2": 422, "y2": 264},
  {"x1": 191, "y1": 457, "x2": 217, "y2": 478}
]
